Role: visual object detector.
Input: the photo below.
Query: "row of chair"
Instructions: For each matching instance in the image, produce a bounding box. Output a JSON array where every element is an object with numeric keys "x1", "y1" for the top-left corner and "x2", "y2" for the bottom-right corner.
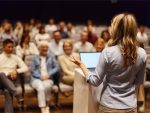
[{"x1": 0, "y1": 54, "x2": 74, "y2": 110}]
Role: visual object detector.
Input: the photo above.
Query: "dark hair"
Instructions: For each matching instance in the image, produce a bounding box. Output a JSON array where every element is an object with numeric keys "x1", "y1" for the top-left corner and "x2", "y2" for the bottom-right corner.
[
  {"x1": 20, "y1": 31, "x2": 30, "y2": 47},
  {"x1": 101, "y1": 29, "x2": 109, "y2": 38},
  {"x1": 3, "y1": 39, "x2": 14, "y2": 47},
  {"x1": 39, "y1": 25, "x2": 45, "y2": 34}
]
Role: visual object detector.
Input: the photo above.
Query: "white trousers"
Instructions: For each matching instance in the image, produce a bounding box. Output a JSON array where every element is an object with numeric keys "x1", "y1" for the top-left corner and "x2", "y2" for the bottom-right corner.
[{"x1": 31, "y1": 79, "x2": 53, "y2": 107}]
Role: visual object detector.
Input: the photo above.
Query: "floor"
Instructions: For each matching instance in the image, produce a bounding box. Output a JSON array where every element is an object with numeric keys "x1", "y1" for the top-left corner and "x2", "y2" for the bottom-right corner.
[{"x1": 0, "y1": 93, "x2": 150, "y2": 113}]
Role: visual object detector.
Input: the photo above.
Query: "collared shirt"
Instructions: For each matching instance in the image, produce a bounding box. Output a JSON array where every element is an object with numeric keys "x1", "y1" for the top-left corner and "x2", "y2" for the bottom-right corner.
[
  {"x1": 49, "y1": 40, "x2": 64, "y2": 56},
  {"x1": 45, "y1": 24, "x2": 57, "y2": 33},
  {"x1": 73, "y1": 41, "x2": 94, "y2": 53},
  {"x1": 86, "y1": 45, "x2": 147, "y2": 109},
  {"x1": 40, "y1": 56, "x2": 48, "y2": 76},
  {"x1": 35, "y1": 33, "x2": 51, "y2": 46},
  {"x1": 0, "y1": 52, "x2": 28, "y2": 76}
]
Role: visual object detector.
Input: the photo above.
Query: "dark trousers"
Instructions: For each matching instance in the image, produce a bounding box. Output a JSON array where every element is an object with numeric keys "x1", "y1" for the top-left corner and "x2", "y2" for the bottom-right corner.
[{"x1": 0, "y1": 73, "x2": 17, "y2": 113}]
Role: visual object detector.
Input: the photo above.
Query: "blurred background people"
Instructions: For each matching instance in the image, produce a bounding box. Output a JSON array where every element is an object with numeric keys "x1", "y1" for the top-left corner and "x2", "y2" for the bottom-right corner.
[
  {"x1": 66, "y1": 22, "x2": 76, "y2": 36},
  {"x1": 35, "y1": 25, "x2": 51, "y2": 46},
  {"x1": 87, "y1": 25, "x2": 98, "y2": 45},
  {"x1": 101, "y1": 29, "x2": 111, "y2": 47},
  {"x1": 73, "y1": 31, "x2": 94, "y2": 52},
  {"x1": 58, "y1": 21, "x2": 69, "y2": 39},
  {"x1": 16, "y1": 31, "x2": 39, "y2": 60},
  {"x1": 137, "y1": 25, "x2": 149, "y2": 46},
  {"x1": 30, "y1": 20, "x2": 41, "y2": 42},
  {"x1": 49, "y1": 30, "x2": 64, "y2": 57},
  {"x1": 84, "y1": 19, "x2": 96, "y2": 33},
  {"x1": 93, "y1": 38, "x2": 105, "y2": 52},
  {"x1": 45, "y1": 18, "x2": 57, "y2": 35},
  {"x1": 14, "y1": 21, "x2": 24, "y2": 44},
  {"x1": 0, "y1": 22, "x2": 18, "y2": 45}
]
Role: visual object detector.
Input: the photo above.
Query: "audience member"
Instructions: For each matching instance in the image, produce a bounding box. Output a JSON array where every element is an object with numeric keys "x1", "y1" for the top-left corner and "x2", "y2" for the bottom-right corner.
[
  {"x1": 29, "y1": 18, "x2": 36, "y2": 31},
  {"x1": 84, "y1": 19, "x2": 96, "y2": 33},
  {"x1": 45, "y1": 19, "x2": 57, "y2": 34},
  {"x1": 93, "y1": 38, "x2": 105, "y2": 52},
  {"x1": 58, "y1": 39, "x2": 79, "y2": 85},
  {"x1": 0, "y1": 39, "x2": 28, "y2": 113},
  {"x1": 14, "y1": 21, "x2": 24, "y2": 43},
  {"x1": 101, "y1": 29, "x2": 111, "y2": 47},
  {"x1": 30, "y1": 21, "x2": 41, "y2": 41},
  {"x1": 66, "y1": 22, "x2": 76, "y2": 37},
  {"x1": 35, "y1": 25, "x2": 51, "y2": 46},
  {"x1": 16, "y1": 31, "x2": 39, "y2": 59},
  {"x1": 58, "y1": 21, "x2": 69, "y2": 39},
  {"x1": 0, "y1": 22, "x2": 18, "y2": 45},
  {"x1": 49, "y1": 30, "x2": 64, "y2": 57},
  {"x1": 31, "y1": 41, "x2": 59, "y2": 113},
  {"x1": 137, "y1": 25, "x2": 149, "y2": 46},
  {"x1": 74, "y1": 31, "x2": 94, "y2": 52},
  {"x1": 87, "y1": 25, "x2": 98, "y2": 44}
]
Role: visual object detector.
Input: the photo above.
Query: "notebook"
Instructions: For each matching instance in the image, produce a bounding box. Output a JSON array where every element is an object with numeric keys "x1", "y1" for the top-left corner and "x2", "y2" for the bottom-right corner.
[{"x1": 79, "y1": 52, "x2": 101, "y2": 71}]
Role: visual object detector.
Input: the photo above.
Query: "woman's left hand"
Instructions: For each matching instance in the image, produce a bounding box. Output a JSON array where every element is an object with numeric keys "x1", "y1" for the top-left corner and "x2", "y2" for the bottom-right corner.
[{"x1": 70, "y1": 56, "x2": 89, "y2": 76}]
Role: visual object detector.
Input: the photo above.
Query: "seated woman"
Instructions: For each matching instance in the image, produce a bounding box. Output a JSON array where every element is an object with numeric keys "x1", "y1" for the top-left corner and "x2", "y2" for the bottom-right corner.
[
  {"x1": 58, "y1": 39, "x2": 79, "y2": 85},
  {"x1": 16, "y1": 31, "x2": 39, "y2": 60},
  {"x1": 31, "y1": 41, "x2": 59, "y2": 113},
  {"x1": 93, "y1": 38, "x2": 105, "y2": 52}
]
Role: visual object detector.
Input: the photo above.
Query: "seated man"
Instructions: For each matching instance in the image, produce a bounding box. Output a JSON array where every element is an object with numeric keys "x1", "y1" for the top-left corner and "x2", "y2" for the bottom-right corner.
[
  {"x1": 73, "y1": 31, "x2": 94, "y2": 53},
  {"x1": 31, "y1": 41, "x2": 59, "y2": 113},
  {"x1": 49, "y1": 30, "x2": 64, "y2": 57},
  {"x1": 0, "y1": 39, "x2": 28, "y2": 113}
]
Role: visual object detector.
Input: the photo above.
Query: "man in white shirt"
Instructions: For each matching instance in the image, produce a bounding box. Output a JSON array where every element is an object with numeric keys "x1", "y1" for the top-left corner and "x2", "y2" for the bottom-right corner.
[
  {"x1": 45, "y1": 19, "x2": 57, "y2": 34},
  {"x1": 0, "y1": 39, "x2": 28, "y2": 113},
  {"x1": 0, "y1": 22, "x2": 18, "y2": 46},
  {"x1": 35, "y1": 25, "x2": 51, "y2": 46},
  {"x1": 49, "y1": 30, "x2": 64, "y2": 57},
  {"x1": 73, "y1": 31, "x2": 94, "y2": 52},
  {"x1": 137, "y1": 25, "x2": 149, "y2": 46}
]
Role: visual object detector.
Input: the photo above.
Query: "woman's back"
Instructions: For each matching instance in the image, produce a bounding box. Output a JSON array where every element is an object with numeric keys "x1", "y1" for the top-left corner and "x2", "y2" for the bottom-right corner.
[{"x1": 100, "y1": 45, "x2": 147, "y2": 109}]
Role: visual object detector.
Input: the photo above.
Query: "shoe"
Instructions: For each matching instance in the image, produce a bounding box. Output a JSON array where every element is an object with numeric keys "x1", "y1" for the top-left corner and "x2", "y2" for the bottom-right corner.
[
  {"x1": 14, "y1": 92, "x2": 24, "y2": 103},
  {"x1": 16, "y1": 97, "x2": 24, "y2": 103},
  {"x1": 62, "y1": 92, "x2": 70, "y2": 97},
  {"x1": 13, "y1": 88, "x2": 23, "y2": 101},
  {"x1": 138, "y1": 103, "x2": 145, "y2": 113},
  {"x1": 45, "y1": 107, "x2": 50, "y2": 113}
]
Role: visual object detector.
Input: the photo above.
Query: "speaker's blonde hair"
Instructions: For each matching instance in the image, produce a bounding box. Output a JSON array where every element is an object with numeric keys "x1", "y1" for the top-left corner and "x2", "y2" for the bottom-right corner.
[{"x1": 110, "y1": 13, "x2": 138, "y2": 66}]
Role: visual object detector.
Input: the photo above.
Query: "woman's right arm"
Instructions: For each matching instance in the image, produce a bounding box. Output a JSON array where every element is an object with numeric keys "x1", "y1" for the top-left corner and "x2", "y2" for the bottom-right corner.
[{"x1": 71, "y1": 49, "x2": 108, "y2": 86}]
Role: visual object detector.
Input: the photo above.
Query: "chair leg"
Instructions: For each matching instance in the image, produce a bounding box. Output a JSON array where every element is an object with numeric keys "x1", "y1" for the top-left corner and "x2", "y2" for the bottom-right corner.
[
  {"x1": 18, "y1": 73, "x2": 26, "y2": 111},
  {"x1": 54, "y1": 92, "x2": 61, "y2": 108}
]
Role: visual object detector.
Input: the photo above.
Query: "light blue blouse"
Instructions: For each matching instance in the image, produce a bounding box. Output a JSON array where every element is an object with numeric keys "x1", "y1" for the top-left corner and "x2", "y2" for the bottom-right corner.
[{"x1": 86, "y1": 45, "x2": 147, "y2": 109}]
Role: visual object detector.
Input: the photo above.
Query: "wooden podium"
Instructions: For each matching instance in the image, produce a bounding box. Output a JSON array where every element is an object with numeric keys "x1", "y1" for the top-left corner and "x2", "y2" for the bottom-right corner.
[{"x1": 73, "y1": 68, "x2": 100, "y2": 113}]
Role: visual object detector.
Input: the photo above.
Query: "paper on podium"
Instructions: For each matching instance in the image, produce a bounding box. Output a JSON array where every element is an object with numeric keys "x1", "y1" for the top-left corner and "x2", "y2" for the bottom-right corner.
[{"x1": 73, "y1": 68, "x2": 99, "y2": 113}]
